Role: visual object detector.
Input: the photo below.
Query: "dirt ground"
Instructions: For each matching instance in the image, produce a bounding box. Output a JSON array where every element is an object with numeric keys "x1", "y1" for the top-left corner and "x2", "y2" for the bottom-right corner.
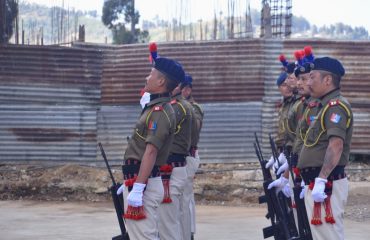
[
  {"x1": 0, "y1": 200, "x2": 369, "y2": 240},
  {"x1": 1, "y1": 163, "x2": 370, "y2": 222},
  {"x1": 1, "y1": 163, "x2": 370, "y2": 239}
]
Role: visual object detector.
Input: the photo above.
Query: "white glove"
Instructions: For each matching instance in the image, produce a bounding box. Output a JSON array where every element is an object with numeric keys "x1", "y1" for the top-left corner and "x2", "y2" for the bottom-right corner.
[
  {"x1": 299, "y1": 181, "x2": 306, "y2": 199},
  {"x1": 282, "y1": 183, "x2": 292, "y2": 198},
  {"x1": 278, "y1": 152, "x2": 287, "y2": 164},
  {"x1": 268, "y1": 175, "x2": 289, "y2": 191},
  {"x1": 116, "y1": 184, "x2": 125, "y2": 195},
  {"x1": 265, "y1": 156, "x2": 275, "y2": 169},
  {"x1": 311, "y1": 177, "x2": 327, "y2": 202},
  {"x1": 127, "y1": 182, "x2": 146, "y2": 207},
  {"x1": 276, "y1": 162, "x2": 289, "y2": 175},
  {"x1": 272, "y1": 153, "x2": 287, "y2": 171}
]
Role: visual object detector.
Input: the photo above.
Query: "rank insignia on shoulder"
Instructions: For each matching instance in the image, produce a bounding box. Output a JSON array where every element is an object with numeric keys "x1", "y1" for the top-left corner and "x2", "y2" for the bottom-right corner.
[
  {"x1": 170, "y1": 99, "x2": 177, "y2": 105},
  {"x1": 329, "y1": 100, "x2": 339, "y2": 106},
  {"x1": 148, "y1": 120, "x2": 157, "y2": 130},
  {"x1": 308, "y1": 102, "x2": 319, "y2": 108},
  {"x1": 153, "y1": 106, "x2": 163, "y2": 111},
  {"x1": 330, "y1": 113, "x2": 341, "y2": 123}
]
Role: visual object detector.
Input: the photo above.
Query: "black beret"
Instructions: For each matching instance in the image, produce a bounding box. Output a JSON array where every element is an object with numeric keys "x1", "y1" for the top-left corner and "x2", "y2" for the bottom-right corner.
[
  {"x1": 183, "y1": 74, "x2": 193, "y2": 87},
  {"x1": 294, "y1": 62, "x2": 314, "y2": 77},
  {"x1": 154, "y1": 57, "x2": 185, "y2": 83},
  {"x1": 286, "y1": 62, "x2": 296, "y2": 74},
  {"x1": 276, "y1": 72, "x2": 288, "y2": 86},
  {"x1": 312, "y1": 57, "x2": 345, "y2": 77}
]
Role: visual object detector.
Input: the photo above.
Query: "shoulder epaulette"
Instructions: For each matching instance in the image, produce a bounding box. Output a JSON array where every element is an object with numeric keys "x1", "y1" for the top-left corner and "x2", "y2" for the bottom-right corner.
[
  {"x1": 192, "y1": 102, "x2": 203, "y2": 111},
  {"x1": 319, "y1": 98, "x2": 352, "y2": 131},
  {"x1": 170, "y1": 99, "x2": 177, "y2": 105},
  {"x1": 308, "y1": 101, "x2": 320, "y2": 108},
  {"x1": 152, "y1": 105, "x2": 164, "y2": 111},
  {"x1": 328, "y1": 99, "x2": 340, "y2": 107}
]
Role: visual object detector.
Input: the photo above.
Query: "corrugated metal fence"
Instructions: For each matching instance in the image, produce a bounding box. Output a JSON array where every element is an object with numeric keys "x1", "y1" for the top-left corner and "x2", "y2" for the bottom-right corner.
[
  {"x1": 0, "y1": 45, "x2": 102, "y2": 164},
  {"x1": 1, "y1": 39, "x2": 370, "y2": 165}
]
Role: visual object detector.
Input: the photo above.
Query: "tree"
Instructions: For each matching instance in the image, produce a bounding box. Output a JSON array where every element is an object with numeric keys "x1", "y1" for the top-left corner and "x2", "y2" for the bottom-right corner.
[
  {"x1": 101, "y1": 0, "x2": 148, "y2": 44},
  {"x1": 0, "y1": 0, "x2": 18, "y2": 44}
]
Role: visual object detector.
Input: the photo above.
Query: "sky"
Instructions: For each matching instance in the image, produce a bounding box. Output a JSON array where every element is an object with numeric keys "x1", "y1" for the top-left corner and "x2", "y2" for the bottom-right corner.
[{"x1": 24, "y1": 0, "x2": 370, "y2": 32}]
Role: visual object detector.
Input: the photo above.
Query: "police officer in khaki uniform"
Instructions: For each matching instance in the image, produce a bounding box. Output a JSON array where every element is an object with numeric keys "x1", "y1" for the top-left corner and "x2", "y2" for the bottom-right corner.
[
  {"x1": 121, "y1": 56, "x2": 184, "y2": 240},
  {"x1": 158, "y1": 71, "x2": 193, "y2": 240},
  {"x1": 266, "y1": 60, "x2": 297, "y2": 173},
  {"x1": 181, "y1": 74, "x2": 204, "y2": 240},
  {"x1": 276, "y1": 62, "x2": 297, "y2": 152},
  {"x1": 298, "y1": 57, "x2": 352, "y2": 240},
  {"x1": 276, "y1": 47, "x2": 317, "y2": 176},
  {"x1": 266, "y1": 64, "x2": 300, "y2": 196},
  {"x1": 293, "y1": 62, "x2": 321, "y2": 200}
]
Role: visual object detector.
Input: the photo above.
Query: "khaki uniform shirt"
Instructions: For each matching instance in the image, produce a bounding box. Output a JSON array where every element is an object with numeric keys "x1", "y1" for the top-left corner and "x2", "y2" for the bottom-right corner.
[
  {"x1": 188, "y1": 96, "x2": 204, "y2": 147},
  {"x1": 292, "y1": 97, "x2": 320, "y2": 155},
  {"x1": 124, "y1": 95, "x2": 176, "y2": 166},
  {"x1": 286, "y1": 95, "x2": 305, "y2": 146},
  {"x1": 298, "y1": 89, "x2": 353, "y2": 169},
  {"x1": 275, "y1": 95, "x2": 296, "y2": 149},
  {"x1": 170, "y1": 94, "x2": 193, "y2": 155}
]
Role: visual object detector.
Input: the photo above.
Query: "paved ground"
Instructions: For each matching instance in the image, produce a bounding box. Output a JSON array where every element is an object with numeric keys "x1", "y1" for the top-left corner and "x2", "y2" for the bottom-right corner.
[{"x1": 0, "y1": 200, "x2": 369, "y2": 240}]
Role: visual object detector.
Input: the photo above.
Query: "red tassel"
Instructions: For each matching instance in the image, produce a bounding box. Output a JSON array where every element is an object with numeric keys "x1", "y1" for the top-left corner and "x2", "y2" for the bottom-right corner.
[
  {"x1": 124, "y1": 205, "x2": 146, "y2": 220},
  {"x1": 309, "y1": 181, "x2": 322, "y2": 225},
  {"x1": 123, "y1": 176, "x2": 146, "y2": 220},
  {"x1": 308, "y1": 182, "x2": 314, "y2": 190},
  {"x1": 162, "y1": 178, "x2": 172, "y2": 203},
  {"x1": 311, "y1": 201, "x2": 323, "y2": 225},
  {"x1": 292, "y1": 201, "x2": 296, "y2": 208},
  {"x1": 160, "y1": 164, "x2": 173, "y2": 204},
  {"x1": 293, "y1": 167, "x2": 300, "y2": 177},
  {"x1": 324, "y1": 181, "x2": 335, "y2": 224},
  {"x1": 324, "y1": 196, "x2": 335, "y2": 224}
]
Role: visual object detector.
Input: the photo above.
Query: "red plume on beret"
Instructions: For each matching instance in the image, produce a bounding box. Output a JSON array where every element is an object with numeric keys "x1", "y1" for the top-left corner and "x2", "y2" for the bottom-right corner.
[
  {"x1": 294, "y1": 50, "x2": 304, "y2": 67},
  {"x1": 294, "y1": 50, "x2": 303, "y2": 60},
  {"x1": 149, "y1": 42, "x2": 157, "y2": 52},
  {"x1": 279, "y1": 54, "x2": 288, "y2": 67},
  {"x1": 149, "y1": 42, "x2": 158, "y2": 63},
  {"x1": 304, "y1": 46, "x2": 312, "y2": 56},
  {"x1": 302, "y1": 45, "x2": 315, "y2": 63}
]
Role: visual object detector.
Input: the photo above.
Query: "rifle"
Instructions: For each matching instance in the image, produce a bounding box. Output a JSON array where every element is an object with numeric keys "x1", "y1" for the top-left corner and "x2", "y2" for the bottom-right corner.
[
  {"x1": 254, "y1": 133, "x2": 297, "y2": 240},
  {"x1": 268, "y1": 133, "x2": 282, "y2": 176},
  {"x1": 273, "y1": 134, "x2": 312, "y2": 240},
  {"x1": 267, "y1": 134, "x2": 301, "y2": 239},
  {"x1": 285, "y1": 153, "x2": 313, "y2": 240},
  {"x1": 98, "y1": 143, "x2": 130, "y2": 240}
]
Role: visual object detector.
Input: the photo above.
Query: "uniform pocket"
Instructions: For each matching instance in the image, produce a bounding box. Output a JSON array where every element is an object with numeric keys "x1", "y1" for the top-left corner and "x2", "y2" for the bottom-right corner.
[{"x1": 304, "y1": 123, "x2": 322, "y2": 147}]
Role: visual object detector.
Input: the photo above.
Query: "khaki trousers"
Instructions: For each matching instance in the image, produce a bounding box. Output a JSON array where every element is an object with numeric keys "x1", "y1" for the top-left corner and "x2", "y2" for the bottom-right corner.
[
  {"x1": 289, "y1": 174, "x2": 299, "y2": 229},
  {"x1": 123, "y1": 176, "x2": 163, "y2": 240},
  {"x1": 158, "y1": 166, "x2": 188, "y2": 240},
  {"x1": 304, "y1": 177, "x2": 348, "y2": 240},
  {"x1": 181, "y1": 155, "x2": 200, "y2": 239}
]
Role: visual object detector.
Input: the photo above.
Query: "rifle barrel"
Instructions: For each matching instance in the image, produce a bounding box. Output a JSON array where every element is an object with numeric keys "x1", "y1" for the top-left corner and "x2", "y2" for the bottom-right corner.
[{"x1": 98, "y1": 142, "x2": 117, "y2": 186}]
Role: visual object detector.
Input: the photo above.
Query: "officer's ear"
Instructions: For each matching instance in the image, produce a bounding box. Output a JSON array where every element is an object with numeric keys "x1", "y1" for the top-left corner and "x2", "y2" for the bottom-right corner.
[
  {"x1": 324, "y1": 74, "x2": 333, "y2": 86},
  {"x1": 155, "y1": 71, "x2": 166, "y2": 88},
  {"x1": 157, "y1": 77, "x2": 166, "y2": 87}
]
